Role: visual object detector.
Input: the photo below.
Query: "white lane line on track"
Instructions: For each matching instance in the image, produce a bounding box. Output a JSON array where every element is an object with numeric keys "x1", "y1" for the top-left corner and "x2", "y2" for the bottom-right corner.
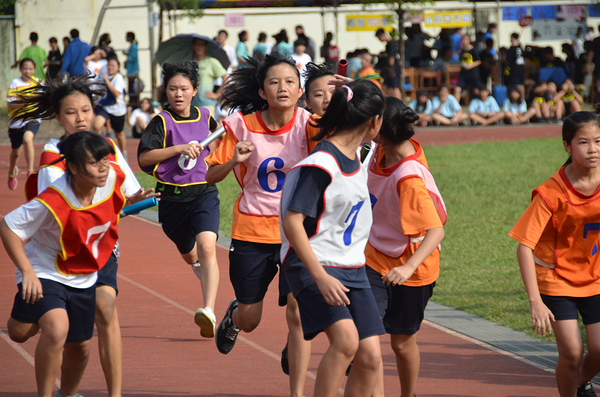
[{"x1": 0, "y1": 328, "x2": 61, "y2": 388}]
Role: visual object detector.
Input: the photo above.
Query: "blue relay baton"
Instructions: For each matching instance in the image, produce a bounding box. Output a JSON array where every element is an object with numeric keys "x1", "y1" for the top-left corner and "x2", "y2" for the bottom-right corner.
[{"x1": 121, "y1": 197, "x2": 158, "y2": 217}]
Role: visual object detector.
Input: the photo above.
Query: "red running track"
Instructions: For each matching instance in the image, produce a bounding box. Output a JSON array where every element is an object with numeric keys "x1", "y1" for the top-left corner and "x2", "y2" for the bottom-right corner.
[{"x1": 0, "y1": 127, "x2": 562, "y2": 396}]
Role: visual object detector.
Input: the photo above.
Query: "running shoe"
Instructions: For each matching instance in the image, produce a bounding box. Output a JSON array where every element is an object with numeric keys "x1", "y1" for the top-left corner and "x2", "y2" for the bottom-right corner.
[
  {"x1": 578, "y1": 382, "x2": 597, "y2": 397},
  {"x1": 195, "y1": 307, "x2": 216, "y2": 338},
  {"x1": 7, "y1": 167, "x2": 17, "y2": 190},
  {"x1": 55, "y1": 389, "x2": 85, "y2": 397},
  {"x1": 216, "y1": 298, "x2": 240, "y2": 354},
  {"x1": 281, "y1": 342, "x2": 290, "y2": 375}
]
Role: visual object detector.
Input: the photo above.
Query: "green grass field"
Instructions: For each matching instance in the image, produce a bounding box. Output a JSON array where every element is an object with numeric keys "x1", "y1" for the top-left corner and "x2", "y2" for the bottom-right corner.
[{"x1": 135, "y1": 136, "x2": 575, "y2": 341}]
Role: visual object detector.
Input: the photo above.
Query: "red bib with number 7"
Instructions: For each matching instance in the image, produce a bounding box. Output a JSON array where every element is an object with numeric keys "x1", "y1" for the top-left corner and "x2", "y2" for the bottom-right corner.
[{"x1": 34, "y1": 163, "x2": 126, "y2": 275}]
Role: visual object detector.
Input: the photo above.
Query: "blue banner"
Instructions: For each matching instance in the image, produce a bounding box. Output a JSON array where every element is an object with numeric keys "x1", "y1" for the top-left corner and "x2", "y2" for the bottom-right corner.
[
  {"x1": 502, "y1": 6, "x2": 528, "y2": 21},
  {"x1": 531, "y1": 6, "x2": 556, "y2": 20}
]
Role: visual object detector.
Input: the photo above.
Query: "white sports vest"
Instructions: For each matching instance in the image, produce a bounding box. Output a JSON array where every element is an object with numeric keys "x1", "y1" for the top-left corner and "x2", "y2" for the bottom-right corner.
[
  {"x1": 224, "y1": 109, "x2": 312, "y2": 216},
  {"x1": 281, "y1": 150, "x2": 372, "y2": 268},
  {"x1": 367, "y1": 156, "x2": 447, "y2": 258}
]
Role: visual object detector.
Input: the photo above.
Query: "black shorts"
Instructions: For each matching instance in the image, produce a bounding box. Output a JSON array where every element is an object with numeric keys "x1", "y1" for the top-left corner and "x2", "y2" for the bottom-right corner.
[
  {"x1": 158, "y1": 190, "x2": 220, "y2": 254},
  {"x1": 504, "y1": 76, "x2": 525, "y2": 86},
  {"x1": 97, "y1": 251, "x2": 119, "y2": 294},
  {"x1": 295, "y1": 282, "x2": 385, "y2": 341},
  {"x1": 229, "y1": 239, "x2": 287, "y2": 305},
  {"x1": 457, "y1": 76, "x2": 482, "y2": 91},
  {"x1": 8, "y1": 121, "x2": 40, "y2": 149},
  {"x1": 541, "y1": 294, "x2": 600, "y2": 325},
  {"x1": 11, "y1": 279, "x2": 96, "y2": 343},
  {"x1": 366, "y1": 266, "x2": 434, "y2": 335},
  {"x1": 94, "y1": 106, "x2": 126, "y2": 133}
]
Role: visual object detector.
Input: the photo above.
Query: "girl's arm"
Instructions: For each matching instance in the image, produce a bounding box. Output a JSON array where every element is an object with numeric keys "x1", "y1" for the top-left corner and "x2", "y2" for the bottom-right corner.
[
  {"x1": 102, "y1": 71, "x2": 121, "y2": 98},
  {"x1": 283, "y1": 210, "x2": 350, "y2": 306},
  {"x1": 382, "y1": 227, "x2": 445, "y2": 286},
  {"x1": 205, "y1": 141, "x2": 254, "y2": 185},
  {"x1": 0, "y1": 220, "x2": 43, "y2": 304},
  {"x1": 138, "y1": 143, "x2": 204, "y2": 168},
  {"x1": 516, "y1": 243, "x2": 555, "y2": 336}
]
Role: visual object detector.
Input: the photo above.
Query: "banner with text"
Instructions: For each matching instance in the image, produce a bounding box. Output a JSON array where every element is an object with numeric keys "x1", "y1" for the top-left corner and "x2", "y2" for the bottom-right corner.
[
  {"x1": 346, "y1": 14, "x2": 393, "y2": 32},
  {"x1": 423, "y1": 10, "x2": 472, "y2": 28}
]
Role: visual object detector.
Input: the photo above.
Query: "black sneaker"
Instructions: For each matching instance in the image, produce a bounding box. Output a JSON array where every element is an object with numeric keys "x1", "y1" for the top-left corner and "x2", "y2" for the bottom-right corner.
[
  {"x1": 578, "y1": 382, "x2": 597, "y2": 397},
  {"x1": 281, "y1": 343, "x2": 289, "y2": 375},
  {"x1": 216, "y1": 298, "x2": 240, "y2": 354}
]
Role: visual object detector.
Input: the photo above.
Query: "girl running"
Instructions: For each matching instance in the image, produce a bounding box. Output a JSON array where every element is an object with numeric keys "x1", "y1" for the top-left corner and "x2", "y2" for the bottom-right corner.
[
  {"x1": 205, "y1": 54, "x2": 318, "y2": 397},
  {"x1": 7, "y1": 58, "x2": 42, "y2": 190},
  {"x1": 1, "y1": 132, "x2": 149, "y2": 397},
  {"x1": 366, "y1": 97, "x2": 446, "y2": 397},
  {"x1": 303, "y1": 62, "x2": 336, "y2": 117},
  {"x1": 280, "y1": 79, "x2": 386, "y2": 397},
  {"x1": 138, "y1": 61, "x2": 221, "y2": 339},
  {"x1": 15, "y1": 75, "x2": 152, "y2": 397},
  {"x1": 509, "y1": 111, "x2": 600, "y2": 397},
  {"x1": 93, "y1": 56, "x2": 128, "y2": 154}
]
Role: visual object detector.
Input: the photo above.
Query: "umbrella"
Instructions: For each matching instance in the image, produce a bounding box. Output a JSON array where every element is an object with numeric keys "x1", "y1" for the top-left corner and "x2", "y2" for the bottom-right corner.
[{"x1": 154, "y1": 34, "x2": 230, "y2": 70}]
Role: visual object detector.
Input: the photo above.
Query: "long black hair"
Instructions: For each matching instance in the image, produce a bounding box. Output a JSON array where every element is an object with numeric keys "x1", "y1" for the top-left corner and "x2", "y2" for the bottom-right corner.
[
  {"x1": 379, "y1": 97, "x2": 419, "y2": 145},
  {"x1": 12, "y1": 75, "x2": 105, "y2": 121},
  {"x1": 58, "y1": 131, "x2": 115, "y2": 178},
  {"x1": 311, "y1": 79, "x2": 384, "y2": 141},
  {"x1": 563, "y1": 111, "x2": 600, "y2": 165},
  {"x1": 220, "y1": 54, "x2": 300, "y2": 115}
]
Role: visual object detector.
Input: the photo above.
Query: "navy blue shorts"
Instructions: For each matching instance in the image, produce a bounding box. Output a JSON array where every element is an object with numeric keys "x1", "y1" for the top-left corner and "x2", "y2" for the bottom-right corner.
[
  {"x1": 366, "y1": 266, "x2": 434, "y2": 335},
  {"x1": 8, "y1": 121, "x2": 40, "y2": 149},
  {"x1": 97, "y1": 251, "x2": 119, "y2": 295},
  {"x1": 158, "y1": 190, "x2": 220, "y2": 254},
  {"x1": 11, "y1": 279, "x2": 96, "y2": 343},
  {"x1": 295, "y1": 282, "x2": 385, "y2": 341},
  {"x1": 541, "y1": 294, "x2": 600, "y2": 325},
  {"x1": 229, "y1": 239, "x2": 289, "y2": 306},
  {"x1": 94, "y1": 106, "x2": 125, "y2": 133}
]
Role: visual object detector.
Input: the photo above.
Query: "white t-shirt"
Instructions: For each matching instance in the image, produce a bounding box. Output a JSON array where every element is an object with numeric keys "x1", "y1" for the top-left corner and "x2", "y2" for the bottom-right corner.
[
  {"x1": 37, "y1": 138, "x2": 140, "y2": 196},
  {"x1": 5, "y1": 166, "x2": 134, "y2": 289},
  {"x1": 102, "y1": 73, "x2": 127, "y2": 117},
  {"x1": 291, "y1": 53, "x2": 312, "y2": 88},
  {"x1": 215, "y1": 44, "x2": 239, "y2": 86},
  {"x1": 129, "y1": 108, "x2": 158, "y2": 127},
  {"x1": 86, "y1": 59, "x2": 108, "y2": 81},
  {"x1": 7, "y1": 76, "x2": 42, "y2": 129}
]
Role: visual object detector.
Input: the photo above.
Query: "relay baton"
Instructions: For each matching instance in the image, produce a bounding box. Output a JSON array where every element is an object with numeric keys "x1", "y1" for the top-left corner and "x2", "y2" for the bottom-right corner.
[
  {"x1": 184, "y1": 126, "x2": 226, "y2": 160},
  {"x1": 121, "y1": 197, "x2": 158, "y2": 217},
  {"x1": 337, "y1": 59, "x2": 348, "y2": 76}
]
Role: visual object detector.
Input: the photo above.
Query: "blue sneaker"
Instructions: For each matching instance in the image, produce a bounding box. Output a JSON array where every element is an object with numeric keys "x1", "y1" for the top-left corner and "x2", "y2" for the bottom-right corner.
[{"x1": 55, "y1": 389, "x2": 84, "y2": 397}]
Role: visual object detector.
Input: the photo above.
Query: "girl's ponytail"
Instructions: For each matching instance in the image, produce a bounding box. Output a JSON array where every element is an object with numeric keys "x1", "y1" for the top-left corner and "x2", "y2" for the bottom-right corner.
[{"x1": 378, "y1": 97, "x2": 418, "y2": 145}]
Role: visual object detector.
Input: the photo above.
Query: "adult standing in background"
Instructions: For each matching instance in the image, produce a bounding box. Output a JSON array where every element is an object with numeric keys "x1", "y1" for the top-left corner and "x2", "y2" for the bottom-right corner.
[
  {"x1": 98, "y1": 33, "x2": 116, "y2": 59},
  {"x1": 12, "y1": 32, "x2": 47, "y2": 80},
  {"x1": 405, "y1": 23, "x2": 432, "y2": 68},
  {"x1": 214, "y1": 30, "x2": 238, "y2": 92},
  {"x1": 236, "y1": 31, "x2": 249, "y2": 65},
  {"x1": 272, "y1": 30, "x2": 293, "y2": 58},
  {"x1": 60, "y1": 29, "x2": 92, "y2": 77},
  {"x1": 320, "y1": 32, "x2": 337, "y2": 67},
  {"x1": 123, "y1": 31, "x2": 140, "y2": 107},
  {"x1": 191, "y1": 37, "x2": 228, "y2": 115},
  {"x1": 253, "y1": 32, "x2": 268, "y2": 62},
  {"x1": 45, "y1": 37, "x2": 62, "y2": 81},
  {"x1": 295, "y1": 25, "x2": 315, "y2": 60}
]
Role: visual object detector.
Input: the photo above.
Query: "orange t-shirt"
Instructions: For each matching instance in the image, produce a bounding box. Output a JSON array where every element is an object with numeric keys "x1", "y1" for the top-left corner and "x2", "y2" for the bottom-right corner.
[
  {"x1": 509, "y1": 169, "x2": 600, "y2": 297},
  {"x1": 365, "y1": 142, "x2": 444, "y2": 287},
  {"x1": 205, "y1": 109, "x2": 319, "y2": 244}
]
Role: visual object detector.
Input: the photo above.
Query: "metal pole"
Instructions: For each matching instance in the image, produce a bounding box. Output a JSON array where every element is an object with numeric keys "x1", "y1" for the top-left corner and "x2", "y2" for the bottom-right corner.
[
  {"x1": 148, "y1": 0, "x2": 156, "y2": 99},
  {"x1": 92, "y1": 0, "x2": 112, "y2": 46}
]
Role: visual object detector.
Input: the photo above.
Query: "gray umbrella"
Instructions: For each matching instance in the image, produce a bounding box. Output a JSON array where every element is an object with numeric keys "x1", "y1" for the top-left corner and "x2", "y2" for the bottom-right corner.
[{"x1": 154, "y1": 34, "x2": 230, "y2": 70}]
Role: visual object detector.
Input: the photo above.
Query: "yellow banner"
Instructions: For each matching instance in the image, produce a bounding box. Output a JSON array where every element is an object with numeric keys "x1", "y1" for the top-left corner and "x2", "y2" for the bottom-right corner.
[
  {"x1": 346, "y1": 14, "x2": 393, "y2": 32},
  {"x1": 423, "y1": 10, "x2": 472, "y2": 28}
]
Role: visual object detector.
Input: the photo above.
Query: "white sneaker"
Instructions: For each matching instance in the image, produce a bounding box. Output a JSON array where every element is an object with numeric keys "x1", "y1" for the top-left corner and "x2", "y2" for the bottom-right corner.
[{"x1": 195, "y1": 307, "x2": 216, "y2": 338}]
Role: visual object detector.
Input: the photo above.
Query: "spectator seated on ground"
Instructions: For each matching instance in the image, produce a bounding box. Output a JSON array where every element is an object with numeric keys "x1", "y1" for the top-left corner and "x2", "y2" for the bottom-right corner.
[
  {"x1": 468, "y1": 88, "x2": 504, "y2": 126},
  {"x1": 431, "y1": 84, "x2": 468, "y2": 126},
  {"x1": 408, "y1": 90, "x2": 433, "y2": 126},
  {"x1": 527, "y1": 80, "x2": 552, "y2": 123},
  {"x1": 503, "y1": 86, "x2": 535, "y2": 125},
  {"x1": 556, "y1": 79, "x2": 583, "y2": 117},
  {"x1": 545, "y1": 81, "x2": 565, "y2": 123}
]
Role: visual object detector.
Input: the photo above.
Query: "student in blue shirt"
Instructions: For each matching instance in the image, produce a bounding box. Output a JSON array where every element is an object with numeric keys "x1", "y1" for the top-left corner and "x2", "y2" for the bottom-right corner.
[
  {"x1": 60, "y1": 29, "x2": 91, "y2": 77},
  {"x1": 468, "y1": 87, "x2": 504, "y2": 126},
  {"x1": 503, "y1": 86, "x2": 535, "y2": 125},
  {"x1": 431, "y1": 84, "x2": 468, "y2": 126},
  {"x1": 408, "y1": 90, "x2": 433, "y2": 126}
]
